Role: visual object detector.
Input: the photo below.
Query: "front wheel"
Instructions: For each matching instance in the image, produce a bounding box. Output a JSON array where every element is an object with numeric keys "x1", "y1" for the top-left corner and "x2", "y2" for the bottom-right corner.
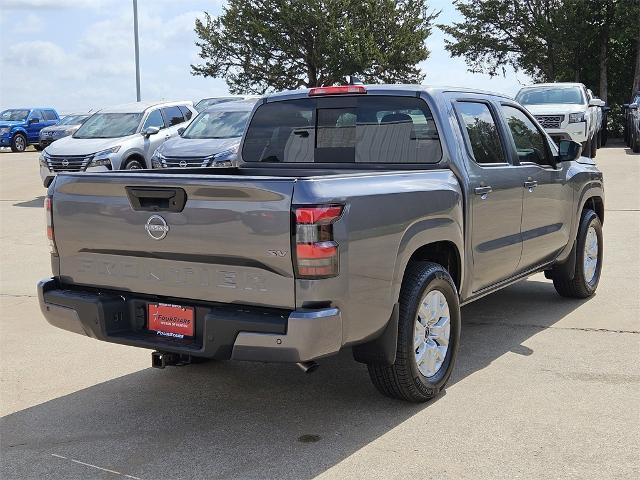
[
  {"x1": 367, "y1": 262, "x2": 461, "y2": 402},
  {"x1": 11, "y1": 133, "x2": 27, "y2": 152},
  {"x1": 552, "y1": 209, "x2": 602, "y2": 298},
  {"x1": 124, "y1": 158, "x2": 144, "y2": 170},
  {"x1": 590, "y1": 135, "x2": 597, "y2": 158},
  {"x1": 34, "y1": 145, "x2": 44, "y2": 151}
]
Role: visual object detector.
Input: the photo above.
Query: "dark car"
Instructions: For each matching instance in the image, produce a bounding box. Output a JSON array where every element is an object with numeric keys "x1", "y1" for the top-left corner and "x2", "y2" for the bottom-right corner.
[
  {"x1": 623, "y1": 91, "x2": 640, "y2": 152},
  {"x1": 39, "y1": 113, "x2": 90, "y2": 149},
  {"x1": 0, "y1": 108, "x2": 60, "y2": 152},
  {"x1": 151, "y1": 99, "x2": 257, "y2": 168}
]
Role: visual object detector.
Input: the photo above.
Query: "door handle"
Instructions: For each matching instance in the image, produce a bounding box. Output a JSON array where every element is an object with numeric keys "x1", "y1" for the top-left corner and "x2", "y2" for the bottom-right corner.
[
  {"x1": 474, "y1": 186, "x2": 493, "y2": 198},
  {"x1": 524, "y1": 180, "x2": 538, "y2": 192}
]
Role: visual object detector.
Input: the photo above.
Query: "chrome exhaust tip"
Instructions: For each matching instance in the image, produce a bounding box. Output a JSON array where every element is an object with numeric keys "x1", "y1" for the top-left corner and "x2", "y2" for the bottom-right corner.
[{"x1": 296, "y1": 361, "x2": 319, "y2": 373}]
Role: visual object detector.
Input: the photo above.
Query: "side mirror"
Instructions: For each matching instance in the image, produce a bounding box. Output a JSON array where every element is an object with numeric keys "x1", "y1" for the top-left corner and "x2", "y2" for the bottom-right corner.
[
  {"x1": 630, "y1": 103, "x2": 639, "y2": 111},
  {"x1": 142, "y1": 126, "x2": 160, "y2": 137},
  {"x1": 29, "y1": 118, "x2": 40, "y2": 124},
  {"x1": 178, "y1": 127, "x2": 185, "y2": 136},
  {"x1": 588, "y1": 99, "x2": 601, "y2": 107},
  {"x1": 557, "y1": 140, "x2": 582, "y2": 163}
]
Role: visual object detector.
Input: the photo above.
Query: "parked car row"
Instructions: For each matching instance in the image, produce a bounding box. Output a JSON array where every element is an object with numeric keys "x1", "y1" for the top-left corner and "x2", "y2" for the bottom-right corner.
[
  {"x1": 623, "y1": 90, "x2": 640, "y2": 153},
  {"x1": 1, "y1": 84, "x2": 612, "y2": 190},
  {"x1": 515, "y1": 82, "x2": 607, "y2": 158}
]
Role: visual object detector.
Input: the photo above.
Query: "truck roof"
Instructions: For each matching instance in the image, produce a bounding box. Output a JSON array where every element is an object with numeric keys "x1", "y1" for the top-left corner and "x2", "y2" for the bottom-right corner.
[
  {"x1": 519, "y1": 82, "x2": 586, "y2": 89},
  {"x1": 99, "y1": 100, "x2": 193, "y2": 114},
  {"x1": 264, "y1": 84, "x2": 513, "y2": 102}
]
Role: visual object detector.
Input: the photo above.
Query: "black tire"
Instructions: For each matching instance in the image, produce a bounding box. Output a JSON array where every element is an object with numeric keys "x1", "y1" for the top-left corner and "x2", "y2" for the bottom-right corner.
[
  {"x1": 583, "y1": 138, "x2": 591, "y2": 157},
  {"x1": 552, "y1": 209, "x2": 603, "y2": 298},
  {"x1": 590, "y1": 135, "x2": 597, "y2": 158},
  {"x1": 632, "y1": 133, "x2": 640, "y2": 153},
  {"x1": 124, "y1": 158, "x2": 144, "y2": 170},
  {"x1": 367, "y1": 262, "x2": 461, "y2": 402},
  {"x1": 10, "y1": 133, "x2": 27, "y2": 152},
  {"x1": 34, "y1": 145, "x2": 43, "y2": 151}
]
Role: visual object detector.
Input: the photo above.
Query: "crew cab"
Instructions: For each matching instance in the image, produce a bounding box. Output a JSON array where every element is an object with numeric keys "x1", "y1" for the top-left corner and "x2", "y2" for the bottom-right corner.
[
  {"x1": 516, "y1": 83, "x2": 604, "y2": 158},
  {"x1": 38, "y1": 85, "x2": 604, "y2": 402},
  {"x1": 0, "y1": 108, "x2": 60, "y2": 152}
]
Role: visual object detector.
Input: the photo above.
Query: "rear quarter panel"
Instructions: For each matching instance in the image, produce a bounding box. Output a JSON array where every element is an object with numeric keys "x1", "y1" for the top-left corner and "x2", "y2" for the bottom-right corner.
[{"x1": 293, "y1": 170, "x2": 463, "y2": 345}]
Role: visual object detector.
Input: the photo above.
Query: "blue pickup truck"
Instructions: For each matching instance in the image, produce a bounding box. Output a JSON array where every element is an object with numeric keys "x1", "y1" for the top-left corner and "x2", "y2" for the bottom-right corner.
[{"x1": 0, "y1": 108, "x2": 60, "y2": 152}]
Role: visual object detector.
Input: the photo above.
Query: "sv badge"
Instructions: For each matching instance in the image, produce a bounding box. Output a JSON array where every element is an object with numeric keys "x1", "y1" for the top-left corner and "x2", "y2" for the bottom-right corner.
[{"x1": 267, "y1": 250, "x2": 288, "y2": 257}]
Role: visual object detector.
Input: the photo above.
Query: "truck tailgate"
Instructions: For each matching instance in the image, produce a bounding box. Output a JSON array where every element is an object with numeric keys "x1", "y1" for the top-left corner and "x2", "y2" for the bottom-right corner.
[{"x1": 52, "y1": 173, "x2": 296, "y2": 309}]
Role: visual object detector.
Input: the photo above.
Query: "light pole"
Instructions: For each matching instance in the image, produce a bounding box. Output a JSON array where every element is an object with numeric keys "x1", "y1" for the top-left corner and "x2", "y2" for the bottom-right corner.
[{"x1": 133, "y1": 0, "x2": 141, "y2": 101}]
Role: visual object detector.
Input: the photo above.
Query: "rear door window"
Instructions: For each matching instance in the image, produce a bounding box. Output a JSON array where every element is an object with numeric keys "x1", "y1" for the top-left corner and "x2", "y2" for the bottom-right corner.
[
  {"x1": 161, "y1": 106, "x2": 185, "y2": 127},
  {"x1": 455, "y1": 102, "x2": 506, "y2": 164},
  {"x1": 43, "y1": 110, "x2": 57, "y2": 121},
  {"x1": 242, "y1": 96, "x2": 442, "y2": 164},
  {"x1": 178, "y1": 105, "x2": 193, "y2": 121}
]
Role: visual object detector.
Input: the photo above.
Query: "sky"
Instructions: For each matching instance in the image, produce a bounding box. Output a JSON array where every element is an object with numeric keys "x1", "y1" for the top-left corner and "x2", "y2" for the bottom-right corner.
[{"x1": 0, "y1": 0, "x2": 532, "y2": 114}]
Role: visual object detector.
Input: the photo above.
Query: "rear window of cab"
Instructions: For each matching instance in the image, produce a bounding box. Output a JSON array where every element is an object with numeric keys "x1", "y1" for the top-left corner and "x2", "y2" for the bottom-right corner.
[{"x1": 242, "y1": 96, "x2": 442, "y2": 164}]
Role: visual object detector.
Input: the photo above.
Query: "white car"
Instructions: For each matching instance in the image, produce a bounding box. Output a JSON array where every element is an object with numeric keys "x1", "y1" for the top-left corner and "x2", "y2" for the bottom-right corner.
[
  {"x1": 516, "y1": 83, "x2": 604, "y2": 158},
  {"x1": 40, "y1": 101, "x2": 197, "y2": 187}
]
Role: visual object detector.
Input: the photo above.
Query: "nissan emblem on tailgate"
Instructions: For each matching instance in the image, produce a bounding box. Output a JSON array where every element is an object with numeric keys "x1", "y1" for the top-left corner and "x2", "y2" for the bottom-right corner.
[{"x1": 145, "y1": 215, "x2": 169, "y2": 240}]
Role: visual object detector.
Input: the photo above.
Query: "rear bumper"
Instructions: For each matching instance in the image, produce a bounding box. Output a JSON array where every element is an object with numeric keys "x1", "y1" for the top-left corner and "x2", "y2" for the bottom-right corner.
[{"x1": 37, "y1": 278, "x2": 342, "y2": 362}]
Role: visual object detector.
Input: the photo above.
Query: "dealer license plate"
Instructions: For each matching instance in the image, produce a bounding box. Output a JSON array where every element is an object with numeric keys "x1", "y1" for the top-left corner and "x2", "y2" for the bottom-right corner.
[{"x1": 147, "y1": 303, "x2": 194, "y2": 339}]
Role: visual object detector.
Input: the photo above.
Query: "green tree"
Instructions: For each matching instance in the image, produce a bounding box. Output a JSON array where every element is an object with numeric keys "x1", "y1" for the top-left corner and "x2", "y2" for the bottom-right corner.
[
  {"x1": 440, "y1": 0, "x2": 639, "y2": 109},
  {"x1": 191, "y1": 0, "x2": 438, "y2": 94}
]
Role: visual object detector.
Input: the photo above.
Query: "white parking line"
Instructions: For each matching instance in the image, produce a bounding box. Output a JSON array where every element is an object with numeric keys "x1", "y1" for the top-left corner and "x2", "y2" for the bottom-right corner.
[{"x1": 50, "y1": 454, "x2": 142, "y2": 479}]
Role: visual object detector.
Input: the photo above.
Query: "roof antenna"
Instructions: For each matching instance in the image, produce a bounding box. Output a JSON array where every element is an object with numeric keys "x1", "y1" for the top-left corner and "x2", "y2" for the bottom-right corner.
[{"x1": 348, "y1": 76, "x2": 364, "y2": 85}]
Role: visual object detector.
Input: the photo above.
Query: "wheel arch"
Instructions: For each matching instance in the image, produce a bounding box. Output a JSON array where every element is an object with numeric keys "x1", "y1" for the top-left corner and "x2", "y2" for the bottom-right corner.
[{"x1": 122, "y1": 152, "x2": 147, "y2": 170}]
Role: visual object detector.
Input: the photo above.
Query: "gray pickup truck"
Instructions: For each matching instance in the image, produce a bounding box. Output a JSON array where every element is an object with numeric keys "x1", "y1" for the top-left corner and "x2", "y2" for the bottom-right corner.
[{"x1": 38, "y1": 85, "x2": 604, "y2": 402}]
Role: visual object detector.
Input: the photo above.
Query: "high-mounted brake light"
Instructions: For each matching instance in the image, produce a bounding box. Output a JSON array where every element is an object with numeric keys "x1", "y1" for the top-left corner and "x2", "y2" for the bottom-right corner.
[
  {"x1": 294, "y1": 205, "x2": 343, "y2": 278},
  {"x1": 44, "y1": 196, "x2": 57, "y2": 254},
  {"x1": 309, "y1": 85, "x2": 367, "y2": 96}
]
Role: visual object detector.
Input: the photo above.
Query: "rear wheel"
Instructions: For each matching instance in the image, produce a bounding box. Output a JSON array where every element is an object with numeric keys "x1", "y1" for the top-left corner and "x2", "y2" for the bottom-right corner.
[
  {"x1": 10, "y1": 133, "x2": 27, "y2": 152},
  {"x1": 633, "y1": 132, "x2": 640, "y2": 153},
  {"x1": 367, "y1": 262, "x2": 460, "y2": 402},
  {"x1": 552, "y1": 209, "x2": 602, "y2": 298}
]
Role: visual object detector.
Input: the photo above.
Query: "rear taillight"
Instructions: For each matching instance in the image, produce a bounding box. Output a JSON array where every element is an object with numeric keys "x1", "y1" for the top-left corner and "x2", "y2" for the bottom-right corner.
[
  {"x1": 294, "y1": 205, "x2": 343, "y2": 278},
  {"x1": 44, "y1": 196, "x2": 57, "y2": 254}
]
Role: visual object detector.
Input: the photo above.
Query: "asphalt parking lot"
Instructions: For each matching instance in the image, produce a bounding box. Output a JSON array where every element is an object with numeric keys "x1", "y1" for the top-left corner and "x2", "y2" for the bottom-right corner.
[{"x1": 1, "y1": 144, "x2": 638, "y2": 479}]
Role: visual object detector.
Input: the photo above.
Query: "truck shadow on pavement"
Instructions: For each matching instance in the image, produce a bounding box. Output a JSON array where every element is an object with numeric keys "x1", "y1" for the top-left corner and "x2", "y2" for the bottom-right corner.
[
  {"x1": 12, "y1": 196, "x2": 45, "y2": 208},
  {"x1": 1, "y1": 278, "x2": 590, "y2": 480}
]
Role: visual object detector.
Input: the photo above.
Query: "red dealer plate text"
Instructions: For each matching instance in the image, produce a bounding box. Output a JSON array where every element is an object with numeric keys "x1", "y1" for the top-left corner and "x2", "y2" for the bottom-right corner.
[{"x1": 147, "y1": 303, "x2": 194, "y2": 338}]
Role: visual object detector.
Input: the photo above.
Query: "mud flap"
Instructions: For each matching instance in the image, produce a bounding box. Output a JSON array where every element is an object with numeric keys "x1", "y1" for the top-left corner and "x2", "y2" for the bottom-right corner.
[{"x1": 352, "y1": 303, "x2": 399, "y2": 365}]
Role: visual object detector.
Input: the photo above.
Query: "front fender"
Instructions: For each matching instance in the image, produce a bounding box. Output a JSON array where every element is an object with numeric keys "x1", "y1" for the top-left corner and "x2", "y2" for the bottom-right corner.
[
  {"x1": 555, "y1": 165, "x2": 604, "y2": 263},
  {"x1": 11, "y1": 126, "x2": 28, "y2": 137}
]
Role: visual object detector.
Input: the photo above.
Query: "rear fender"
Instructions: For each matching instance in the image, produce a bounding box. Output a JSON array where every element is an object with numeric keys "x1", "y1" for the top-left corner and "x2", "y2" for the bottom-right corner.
[{"x1": 391, "y1": 218, "x2": 464, "y2": 303}]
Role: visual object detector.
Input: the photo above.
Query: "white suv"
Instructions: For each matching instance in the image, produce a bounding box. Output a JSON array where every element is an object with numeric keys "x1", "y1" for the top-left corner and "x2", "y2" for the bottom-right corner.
[
  {"x1": 516, "y1": 83, "x2": 604, "y2": 158},
  {"x1": 40, "y1": 101, "x2": 197, "y2": 187}
]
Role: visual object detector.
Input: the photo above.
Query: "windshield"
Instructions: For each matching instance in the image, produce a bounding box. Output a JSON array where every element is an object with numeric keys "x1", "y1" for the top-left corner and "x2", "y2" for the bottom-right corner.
[
  {"x1": 182, "y1": 110, "x2": 250, "y2": 139},
  {"x1": 516, "y1": 87, "x2": 584, "y2": 105},
  {"x1": 0, "y1": 109, "x2": 30, "y2": 122},
  {"x1": 74, "y1": 113, "x2": 143, "y2": 139},
  {"x1": 59, "y1": 115, "x2": 89, "y2": 126}
]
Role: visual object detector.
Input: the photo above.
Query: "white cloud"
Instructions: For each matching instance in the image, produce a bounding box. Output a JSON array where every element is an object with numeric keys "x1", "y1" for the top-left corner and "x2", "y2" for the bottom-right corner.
[{"x1": 0, "y1": 0, "x2": 107, "y2": 9}]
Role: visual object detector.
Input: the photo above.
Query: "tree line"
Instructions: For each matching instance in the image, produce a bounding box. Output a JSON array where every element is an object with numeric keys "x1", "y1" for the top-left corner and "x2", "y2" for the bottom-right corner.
[{"x1": 192, "y1": 0, "x2": 640, "y2": 133}]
